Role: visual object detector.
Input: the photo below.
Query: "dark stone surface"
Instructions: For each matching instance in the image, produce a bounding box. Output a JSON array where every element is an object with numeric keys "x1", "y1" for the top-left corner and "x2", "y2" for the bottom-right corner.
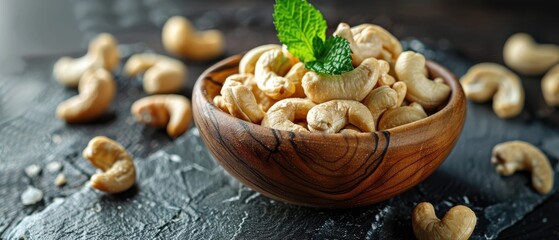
[{"x1": 2, "y1": 0, "x2": 559, "y2": 239}]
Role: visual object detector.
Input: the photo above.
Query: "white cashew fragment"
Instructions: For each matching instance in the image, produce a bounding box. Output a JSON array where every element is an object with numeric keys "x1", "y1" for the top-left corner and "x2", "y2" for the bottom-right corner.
[
  {"x1": 131, "y1": 94, "x2": 193, "y2": 138},
  {"x1": 219, "y1": 74, "x2": 265, "y2": 123},
  {"x1": 491, "y1": 140, "x2": 554, "y2": 194},
  {"x1": 124, "y1": 53, "x2": 187, "y2": 94},
  {"x1": 254, "y1": 49, "x2": 295, "y2": 100},
  {"x1": 83, "y1": 136, "x2": 136, "y2": 193},
  {"x1": 542, "y1": 64, "x2": 559, "y2": 106},
  {"x1": 261, "y1": 98, "x2": 316, "y2": 132},
  {"x1": 53, "y1": 33, "x2": 120, "y2": 88},
  {"x1": 307, "y1": 100, "x2": 375, "y2": 133},
  {"x1": 377, "y1": 102, "x2": 427, "y2": 130},
  {"x1": 334, "y1": 22, "x2": 402, "y2": 65},
  {"x1": 302, "y1": 58, "x2": 381, "y2": 104},
  {"x1": 460, "y1": 63, "x2": 524, "y2": 119},
  {"x1": 56, "y1": 68, "x2": 116, "y2": 123},
  {"x1": 162, "y1": 16, "x2": 225, "y2": 61},
  {"x1": 412, "y1": 202, "x2": 477, "y2": 240},
  {"x1": 239, "y1": 44, "x2": 282, "y2": 74},
  {"x1": 503, "y1": 33, "x2": 559, "y2": 75},
  {"x1": 362, "y1": 86, "x2": 398, "y2": 124},
  {"x1": 395, "y1": 51, "x2": 451, "y2": 110}
]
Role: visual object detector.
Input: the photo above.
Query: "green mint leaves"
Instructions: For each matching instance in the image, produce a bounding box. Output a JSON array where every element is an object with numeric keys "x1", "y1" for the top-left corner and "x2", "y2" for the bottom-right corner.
[{"x1": 273, "y1": 0, "x2": 354, "y2": 75}]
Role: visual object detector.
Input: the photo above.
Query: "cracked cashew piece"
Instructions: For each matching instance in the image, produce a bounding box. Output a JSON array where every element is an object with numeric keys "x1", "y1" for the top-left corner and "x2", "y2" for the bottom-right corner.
[
  {"x1": 56, "y1": 68, "x2": 116, "y2": 123},
  {"x1": 239, "y1": 44, "x2": 282, "y2": 74},
  {"x1": 303, "y1": 58, "x2": 381, "y2": 103},
  {"x1": 254, "y1": 49, "x2": 295, "y2": 100},
  {"x1": 219, "y1": 74, "x2": 265, "y2": 123},
  {"x1": 542, "y1": 64, "x2": 559, "y2": 106},
  {"x1": 460, "y1": 63, "x2": 524, "y2": 118},
  {"x1": 412, "y1": 202, "x2": 476, "y2": 240},
  {"x1": 395, "y1": 51, "x2": 451, "y2": 110},
  {"x1": 362, "y1": 86, "x2": 398, "y2": 124},
  {"x1": 334, "y1": 23, "x2": 402, "y2": 65},
  {"x1": 131, "y1": 94, "x2": 193, "y2": 138},
  {"x1": 261, "y1": 98, "x2": 316, "y2": 132},
  {"x1": 491, "y1": 141, "x2": 554, "y2": 194},
  {"x1": 162, "y1": 16, "x2": 224, "y2": 61},
  {"x1": 53, "y1": 33, "x2": 120, "y2": 87},
  {"x1": 503, "y1": 33, "x2": 559, "y2": 75},
  {"x1": 83, "y1": 136, "x2": 136, "y2": 193},
  {"x1": 124, "y1": 53, "x2": 187, "y2": 94},
  {"x1": 377, "y1": 102, "x2": 427, "y2": 130},
  {"x1": 307, "y1": 100, "x2": 376, "y2": 133}
]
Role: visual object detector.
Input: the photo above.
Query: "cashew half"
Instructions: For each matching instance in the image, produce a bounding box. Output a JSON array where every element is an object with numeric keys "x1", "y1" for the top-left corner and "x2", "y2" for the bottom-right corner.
[
  {"x1": 303, "y1": 58, "x2": 380, "y2": 103},
  {"x1": 56, "y1": 68, "x2": 116, "y2": 123},
  {"x1": 254, "y1": 49, "x2": 295, "y2": 100},
  {"x1": 307, "y1": 100, "x2": 375, "y2": 133},
  {"x1": 124, "y1": 53, "x2": 187, "y2": 94},
  {"x1": 503, "y1": 33, "x2": 559, "y2": 75},
  {"x1": 395, "y1": 51, "x2": 451, "y2": 110},
  {"x1": 334, "y1": 23, "x2": 402, "y2": 65},
  {"x1": 542, "y1": 64, "x2": 559, "y2": 106},
  {"x1": 53, "y1": 33, "x2": 120, "y2": 87},
  {"x1": 412, "y1": 202, "x2": 477, "y2": 240},
  {"x1": 362, "y1": 86, "x2": 398, "y2": 124},
  {"x1": 460, "y1": 63, "x2": 524, "y2": 118},
  {"x1": 262, "y1": 98, "x2": 315, "y2": 132},
  {"x1": 239, "y1": 44, "x2": 282, "y2": 74},
  {"x1": 220, "y1": 74, "x2": 265, "y2": 123},
  {"x1": 83, "y1": 136, "x2": 136, "y2": 193},
  {"x1": 491, "y1": 140, "x2": 554, "y2": 194},
  {"x1": 162, "y1": 16, "x2": 225, "y2": 61},
  {"x1": 131, "y1": 94, "x2": 193, "y2": 138},
  {"x1": 377, "y1": 103, "x2": 427, "y2": 130}
]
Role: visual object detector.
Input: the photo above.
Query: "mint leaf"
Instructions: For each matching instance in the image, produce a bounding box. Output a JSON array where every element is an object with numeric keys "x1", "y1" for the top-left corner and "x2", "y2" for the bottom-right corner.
[
  {"x1": 306, "y1": 36, "x2": 354, "y2": 75},
  {"x1": 273, "y1": 0, "x2": 327, "y2": 63}
]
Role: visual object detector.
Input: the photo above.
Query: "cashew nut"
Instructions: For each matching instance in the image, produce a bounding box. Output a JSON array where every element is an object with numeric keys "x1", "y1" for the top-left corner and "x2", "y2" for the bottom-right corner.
[
  {"x1": 307, "y1": 100, "x2": 376, "y2": 133},
  {"x1": 219, "y1": 74, "x2": 265, "y2": 123},
  {"x1": 460, "y1": 63, "x2": 524, "y2": 118},
  {"x1": 362, "y1": 86, "x2": 398, "y2": 124},
  {"x1": 377, "y1": 102, "x2": 427, "y2": 130},
  {"x1": 53, "y1": 33, "x2": 120, "y2": 87},
  {"x1": 491, "y1": 140, "x2": 554, "y2": 194},
  {"x1": 376, "y1": 60, "x2": 397, "y2": 87},
  {"x1": 162, "y1": 16, "x2": 225, "y2": 61},
  {"x1": 334, "y1": 23, "x2": 402, "y2": 65},
  {"x1": 83, "y1": 136, "x2": 136, "y2": 193},
  {"x1": 239, "y1": 44, "x2": 282, "y2": 74},
  {"x1": 124, "y1": 53, "x2": 187, "y2": 94},
  {"x1": 131, "y1": 94, "x2": 193, "y2": 138},
  {"x1": 302, "y1": 58, "x2": 380, "y2": 103},
  {"x1": 392, "y1": 81, "x2": 407, "y2": 108},
  {"x1": 56, "y1": 68, "x2": 116, "y2": 123},
  {"x1": 261, "y1": 98, "x2": 315, "y2": 132},
  {"x1": 395, "y1": 51, "x2": 451, "y2": 110},
  {"x1": 542, "y1": 64, "x2": 559, "y2": 106},
  {"x1": 412, "y1": 202, "x2": 477, "y2": 240},
  {"x1": 503, "y1": 33, "x2": 559, "y2": 75},
  {"x1": 340, "y1": 125, "x2": 362, "y2": 134},
  {"x1": 254, "y1": 49, "x2": 295, "y2": 100},
  {"x1": 284, "y1": 62, "x2": 308, "y2": 98}
]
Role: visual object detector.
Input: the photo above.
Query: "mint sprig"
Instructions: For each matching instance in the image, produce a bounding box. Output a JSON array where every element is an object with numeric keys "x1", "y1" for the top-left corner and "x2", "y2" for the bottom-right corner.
[{"x1": 273, "y1": 0, "x2": 354, "y2": 75}]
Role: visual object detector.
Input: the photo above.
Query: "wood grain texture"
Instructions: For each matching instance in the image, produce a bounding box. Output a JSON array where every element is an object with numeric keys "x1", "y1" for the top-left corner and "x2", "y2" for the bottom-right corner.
[{"x1": 193, "y1": 55, "x2": 466, "y2": 208}]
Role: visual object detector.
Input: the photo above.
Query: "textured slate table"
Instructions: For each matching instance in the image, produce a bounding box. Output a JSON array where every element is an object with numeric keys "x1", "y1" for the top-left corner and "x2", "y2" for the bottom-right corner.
[{"x1": 2, "y1": 0, "x2": 559, "y2": 239}]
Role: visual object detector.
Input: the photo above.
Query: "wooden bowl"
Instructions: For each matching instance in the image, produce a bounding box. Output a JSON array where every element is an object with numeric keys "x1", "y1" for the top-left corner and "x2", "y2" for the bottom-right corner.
[{"x1": 192, "y1": 54, "x2": 466, "y2": 208}]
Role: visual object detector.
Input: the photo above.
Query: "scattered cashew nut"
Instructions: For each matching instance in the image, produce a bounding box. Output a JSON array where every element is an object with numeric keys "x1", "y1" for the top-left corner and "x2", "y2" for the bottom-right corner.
[
  {"x1": 219, "y1": 74, "x2": 265, "y2": 123},
  {"x1": 261, "y1": 98, "x2": 315, "y2": 132},
  {"x1": 53, "y1": 33, "x2": 120, "y2": 88},
  {"x1": 56, "y1": 68, "x2": 116, "y2": 123},
  {"x1": 460, "y1": 63, "x2": 524, "y2": 118},
  {"x1": 412, "y1": 202, "x2": 477, "y2": 240},
  {"x1": 239, "y1": 44, "x2": 282, "y2": 74},
  {"x1": 377, "y1": 102, "x2": 427, "y2": 130},
  {"x1": 334, "y1": 23, "x2": 402, "y2": 65},
  {"x1": 541, "y1": 64, "x2": 559, "y2": 106},
  {"x1": 131, "y1": 94, "x2": 193, "y2": 138},
  {"x1": 395, "y1": 51, "x2": 451, "y2": 110},
  {"x1": 303, "y1": 58, "x2": 380, "y2": 103},
  {"x1": 307, "y1": 100, "x2": 376, "y2": 133},
  {"x1": 124, "y1": 53, "x2": 187, "y2": 94},
  {"x1": 83, "y1": 136, "x2": 136, "y2": 193},
  {"x1": 503, "y1": 33, "x2": 559, "y2": 75},
  {"x1": 254, "y1": 49, "x2": 295, "y2": 100},
  {"x1": 491, "y1": 140, "x2": 554, "y2": 194},
  {"x1": 162, "y1": 16, "x2": 225, "y2": 61}
]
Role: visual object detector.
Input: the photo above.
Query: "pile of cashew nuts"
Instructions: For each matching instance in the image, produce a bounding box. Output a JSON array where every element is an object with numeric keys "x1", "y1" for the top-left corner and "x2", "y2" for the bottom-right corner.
[
  {"x1": 51, "y1": 15, "x2": 225, "y2": 194},
  {"x1": 213, "y1": 22, "x2": 451, "y2": 134}
]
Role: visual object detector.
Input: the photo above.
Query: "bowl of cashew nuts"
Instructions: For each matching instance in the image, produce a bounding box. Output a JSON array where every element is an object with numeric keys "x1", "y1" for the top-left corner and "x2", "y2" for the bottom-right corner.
[{"x1": 192, "y1": 23, "x2": 467, "y2": 208}]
